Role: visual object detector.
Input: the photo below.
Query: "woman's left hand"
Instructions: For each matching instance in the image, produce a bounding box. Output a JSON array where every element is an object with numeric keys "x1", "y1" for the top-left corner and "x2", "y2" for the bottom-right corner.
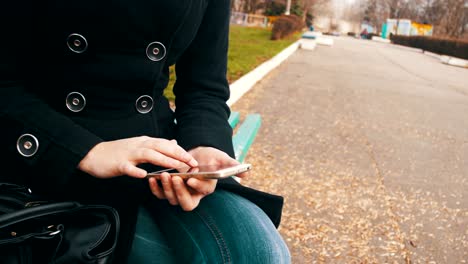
[{"x1": 148, "y1": 146, "x2": 247, "y2": 211}]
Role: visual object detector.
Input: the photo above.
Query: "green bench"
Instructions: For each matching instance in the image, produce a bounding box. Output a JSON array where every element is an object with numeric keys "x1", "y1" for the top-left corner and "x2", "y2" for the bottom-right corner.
[{"x1": 228, "y1": 112, "x2": 262, "y2": 163}]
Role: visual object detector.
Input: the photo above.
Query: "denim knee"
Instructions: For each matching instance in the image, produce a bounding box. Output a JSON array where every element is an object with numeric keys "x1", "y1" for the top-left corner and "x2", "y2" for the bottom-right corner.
[
  {"x1": 199, "y1": 190, "x2": 291, "y2": 264},
  {"x1": 146, "y1": 190, "x2": 291, "y2": 264},
  {"x1": 233, "y1": 226, "x2": 291, "y2": 264}
]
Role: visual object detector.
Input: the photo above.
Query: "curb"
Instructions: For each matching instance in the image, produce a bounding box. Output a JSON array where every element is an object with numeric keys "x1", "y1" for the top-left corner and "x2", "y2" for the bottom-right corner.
[
  {"x1": 390, "y1": 43, "x2": 467, "y2": 69},
  {"x1": 299, "y1": 39, "x2": 317, "y2": 50},
  {"x1": 227, "y1": 40, "x2": 300, "y2": 106},
  {"x1": 371, "y1": 36, "x2": 391, "y2": 43},
  {"x1": 391, "y1": 44, "x2": 423, "y2": 53},
  {"x1": 316, "y1": 37, "x2": 334, "y2": 46},
  {"x1": 423, "y1": 51, "x2": 442, "y2": 60},
  {"x1": 301, "y1": 31, "x2": 332, "y2": 47},
  {"x1": 440, "y1": 55, "x2": 468, "y2": 68}
]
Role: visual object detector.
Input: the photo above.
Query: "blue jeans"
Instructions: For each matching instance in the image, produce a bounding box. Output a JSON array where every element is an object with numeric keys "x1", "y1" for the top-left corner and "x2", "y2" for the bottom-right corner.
[{"x1": 128, "y1": 190, "x2": 290, "y2": 264}]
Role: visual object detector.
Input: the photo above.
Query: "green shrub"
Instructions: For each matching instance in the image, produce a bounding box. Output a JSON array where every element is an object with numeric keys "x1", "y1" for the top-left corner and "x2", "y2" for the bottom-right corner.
[
  {"x1": 271, "y1": 15, "x2": 304, "y2": 40},
  {"x1": 390, "y1": 35, "x2": 468, "y2": 60}
]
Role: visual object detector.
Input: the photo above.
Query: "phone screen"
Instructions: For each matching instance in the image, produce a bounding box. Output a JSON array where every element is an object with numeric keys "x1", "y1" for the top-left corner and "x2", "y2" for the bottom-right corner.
[{"x1": 147, "y1": 164, "x2": 251, "y2": 179}]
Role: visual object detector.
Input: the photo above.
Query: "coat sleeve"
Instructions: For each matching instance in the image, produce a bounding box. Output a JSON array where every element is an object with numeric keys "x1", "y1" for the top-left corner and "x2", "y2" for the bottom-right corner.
[
  {"x1": 0, "y1": 2, "x2": 103, "y2": 188},
  {"x1": 173, "y1": 0, "x2": 235, "y2": 158}
]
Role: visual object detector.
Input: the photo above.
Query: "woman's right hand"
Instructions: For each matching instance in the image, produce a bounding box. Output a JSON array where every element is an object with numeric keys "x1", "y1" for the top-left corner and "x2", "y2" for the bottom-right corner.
[{"x1": 77, "y1": 136, "x2": 198, "y2": 179}]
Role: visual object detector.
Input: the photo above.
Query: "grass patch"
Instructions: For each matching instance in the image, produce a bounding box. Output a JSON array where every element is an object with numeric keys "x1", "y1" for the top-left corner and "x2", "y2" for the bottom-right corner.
[
  {"x1": 227, "y1": 25, "x2": 300, "y2": 83},
  {"x1": 163, "y1": 25, "x2": 300, "y2": 102}
]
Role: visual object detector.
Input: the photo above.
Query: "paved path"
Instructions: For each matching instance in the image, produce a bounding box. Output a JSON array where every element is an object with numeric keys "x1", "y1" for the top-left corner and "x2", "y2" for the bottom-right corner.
[{"x1": 232, "y1": 37, "x2": 468, "y2": 263}]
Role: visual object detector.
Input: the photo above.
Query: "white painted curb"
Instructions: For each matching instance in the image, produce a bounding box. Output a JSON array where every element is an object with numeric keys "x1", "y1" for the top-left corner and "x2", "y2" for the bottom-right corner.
[
  {"x1": 299, "y1": 39, "x2": 317, "y2": 50},
  {"x1": 423, "y1": 51, "x2": 442, "y2": 60},
  {"x1": 392, "y1": 44, "x2": 423, "y2": 53},
  {"x1": 391, "y1": 43, "x2": 467, "y2": 68},
  {"x1": 371, "y1": 36, "x2": 391, "y2": 43},
  {"x1": 227, "y1": 41, "x2": 300, "y2": 106},
  {"x1": 316, "y1": 37, "x2": 334, "y2": 46},
  {"x1": 440, "y1": 55, "x2": 468, "y2": 68}
]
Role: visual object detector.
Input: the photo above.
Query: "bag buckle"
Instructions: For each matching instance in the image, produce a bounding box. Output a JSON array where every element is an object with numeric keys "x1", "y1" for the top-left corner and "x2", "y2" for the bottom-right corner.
[
  {"x1": 24, "y1": 201, "x2": 49, "y2": 208},
  {"x1": 46, "y1": 225, "x2": 62, "y2": 236},
  {"x1": 9, "y1": 225, "x2": 62, "y2": 238}
]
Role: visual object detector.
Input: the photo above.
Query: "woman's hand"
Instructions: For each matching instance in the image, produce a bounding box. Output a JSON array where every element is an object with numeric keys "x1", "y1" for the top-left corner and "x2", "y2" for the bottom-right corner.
[
  {"x1": 78, "y1": 136, "x2": 198, "y2": 179},
  {"x1": 188, "y1": 146, "x2": 249, "y2": 179},
  {"x1": 148, "y1": 146, "x2": 248, "y2": 211}
]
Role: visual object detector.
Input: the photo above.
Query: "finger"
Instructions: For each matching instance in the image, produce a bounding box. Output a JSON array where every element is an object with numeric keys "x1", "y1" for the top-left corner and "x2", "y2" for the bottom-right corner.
[
  {"x1": 186, "y1": 178, "x2": 216, "y2": 196},
  {"x1": 222, "y1": 159, "x2": 249, "y2": 178},
  {"x1": 236, "y1": 170, "x2": 250, "y2": 178},
  {"x1": 120, "y1": 162, "x2": 147, "y2": 178},
  {"x1": 145, "y1": 139, "x2": 198, "y2": 167},
  {"x1": 148, "y1": 177, "x2": 166, "y2": 200},
  {"x1": 145, "y1": 139, "x2": 196, "y2": 165},
  {"x1": 161, "y1": 173, "x2": 178, "y2": 206},
  {"x1": 226, "y1": 158, "x2": 240, "y2": 166},
  {"x1": 188, "y1": 167, "x2": 200, "y2": 173},
  {"x1": 172, "y1": 176, "x2": 198, "y2": 211},
  {"x1": 134, "y1": 148, "x2": 187, "y2": 170}
]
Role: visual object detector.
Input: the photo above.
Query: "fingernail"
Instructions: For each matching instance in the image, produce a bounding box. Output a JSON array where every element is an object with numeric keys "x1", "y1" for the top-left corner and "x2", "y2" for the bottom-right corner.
[
  {"x1": 173, "y1": 177, "x2": 181, "y2": 186},
  {"x1": 189, "y1": 159, "x2": 198, "y2": 167}
]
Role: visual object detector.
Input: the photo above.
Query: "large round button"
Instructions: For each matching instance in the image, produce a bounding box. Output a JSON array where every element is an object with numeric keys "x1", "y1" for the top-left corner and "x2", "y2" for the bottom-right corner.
[
  {"x1": 17, "y1": 134, "x2": 39, "y2": 157},
  {"x1": 146, "y1": 42, "x2": 166, "y2": 61},
  {"x1": 135, "y1": 95, "x2": 154, "y2": 114},
  {"x1": 66, "y1": 92, "x2": 86, "y2": 112},
  {"x1": 67, "y1": 33, "x2": 88, "y2": 54}
]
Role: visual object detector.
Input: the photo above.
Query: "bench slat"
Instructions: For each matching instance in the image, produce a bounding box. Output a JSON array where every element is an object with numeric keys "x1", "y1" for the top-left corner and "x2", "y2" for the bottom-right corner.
[
  {"x1": 232, "y1": 114, "x2": 261, "y2": 163},
  {"x1": 228, "y1": 112, "x2": 240, "y2": 129}
]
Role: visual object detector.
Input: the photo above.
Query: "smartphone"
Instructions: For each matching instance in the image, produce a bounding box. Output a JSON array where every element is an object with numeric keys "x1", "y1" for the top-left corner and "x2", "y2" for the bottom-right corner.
[{"x1": 146, "y1": 163, "x2": 251, "y2": 180}]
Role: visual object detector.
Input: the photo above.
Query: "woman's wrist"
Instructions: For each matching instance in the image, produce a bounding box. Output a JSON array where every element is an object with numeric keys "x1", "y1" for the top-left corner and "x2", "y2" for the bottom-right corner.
[{"x1": 77, "y1": 142, "x2": 102, "y2": 175}]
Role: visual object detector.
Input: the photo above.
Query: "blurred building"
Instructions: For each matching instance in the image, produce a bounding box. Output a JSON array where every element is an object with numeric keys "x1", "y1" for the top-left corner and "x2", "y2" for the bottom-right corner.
[{"x1": 381, "y1": 19, "x2": 433, "y2": 39}]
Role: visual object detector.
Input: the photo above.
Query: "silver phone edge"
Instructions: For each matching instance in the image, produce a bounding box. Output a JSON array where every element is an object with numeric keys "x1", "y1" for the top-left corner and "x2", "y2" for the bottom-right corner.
[{"x1": 146, "y1": 165, "x2": 251, "y2": 180}]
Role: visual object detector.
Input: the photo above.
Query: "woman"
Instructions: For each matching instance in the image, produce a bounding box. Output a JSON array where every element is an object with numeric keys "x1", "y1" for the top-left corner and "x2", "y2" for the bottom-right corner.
[{"x1": 1, "y1": 0, "x2": 290, "y2": 263}]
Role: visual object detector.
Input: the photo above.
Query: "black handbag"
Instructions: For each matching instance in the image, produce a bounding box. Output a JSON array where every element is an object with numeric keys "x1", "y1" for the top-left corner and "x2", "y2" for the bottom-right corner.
[{"x1": 0, "y1": 183, "x2": 120, "y2": 264}]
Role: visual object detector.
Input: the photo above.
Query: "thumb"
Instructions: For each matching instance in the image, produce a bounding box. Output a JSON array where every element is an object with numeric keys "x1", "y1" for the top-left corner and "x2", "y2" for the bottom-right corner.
[{"x1": 235, "y1": 170, "x2": 249, "y2": 178}]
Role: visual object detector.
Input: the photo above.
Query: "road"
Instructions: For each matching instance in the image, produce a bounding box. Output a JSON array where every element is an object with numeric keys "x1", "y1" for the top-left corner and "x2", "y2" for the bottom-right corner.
[{"x1": 232, "y1": 37, "x2": 468, "y2": 263}]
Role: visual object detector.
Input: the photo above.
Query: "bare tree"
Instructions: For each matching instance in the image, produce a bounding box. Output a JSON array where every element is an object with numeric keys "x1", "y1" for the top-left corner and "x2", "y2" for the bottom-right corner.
[
  {"x1": 338, "y1": 0, "x2": 467, "y2": 39},
  {"x1": 355, "y1": 0, "x2": 422, "y2": 30},
  {"x1": 299, "y1": 0, "x2": 315, "y2": 21},
  {"x1": 242, "y1": 0, "x2": 259, "y2": 13},
  {"x1": 379, "y1": 0, "x2": 425, "y2": 23},
  {"x1": 309, "y1": 0, "x2": 333, "y2": 18},
  {"x1": 343, "y1": 0, "x2": 367, "y2": 22},
  {"x1": 419, "y1": 0, "x2": 444, "y2": 23},
  {"x1": 232, "y1": 0, "x2": 262, "y2": 13},
  {"x1": 414, "y1": 0, "x2": 467, "y2": 38},
  {"x1": 362, "y1": 0, "x2": 387, "y2": 30},
  {"x1": 435, "y1": 0, "x2": 467, "y2": 37}
]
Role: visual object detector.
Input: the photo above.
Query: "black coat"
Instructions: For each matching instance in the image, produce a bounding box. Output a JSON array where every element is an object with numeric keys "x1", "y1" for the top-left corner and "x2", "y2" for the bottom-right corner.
[{"x1": 0, "y1": 0, "x2": 283, "y2": 262}]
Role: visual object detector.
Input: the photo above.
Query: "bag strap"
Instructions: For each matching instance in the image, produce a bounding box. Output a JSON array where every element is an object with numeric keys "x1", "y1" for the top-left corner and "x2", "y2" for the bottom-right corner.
[{"x1": 0, "y1": 202, "x2": 80, "y2": 228}]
